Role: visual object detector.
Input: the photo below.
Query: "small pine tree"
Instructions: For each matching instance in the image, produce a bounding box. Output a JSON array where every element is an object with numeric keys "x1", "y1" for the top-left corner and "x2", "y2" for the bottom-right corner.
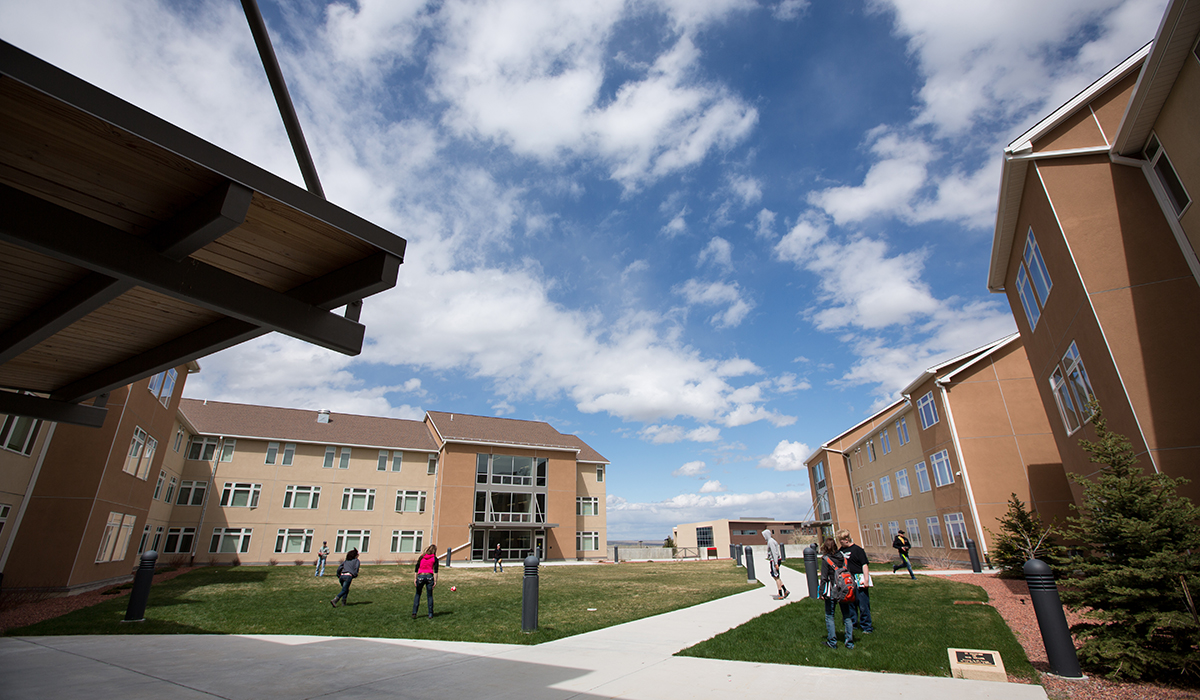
[
  {"x1": 664, "y1": 536, "x2": 676, "y2": 549},
  {"x1": 986, "y1": 493, "x2": 1063, "y2": 578},
  {"x1": 1060, "y1": 403, "x2": 1200, "y2": 682}
]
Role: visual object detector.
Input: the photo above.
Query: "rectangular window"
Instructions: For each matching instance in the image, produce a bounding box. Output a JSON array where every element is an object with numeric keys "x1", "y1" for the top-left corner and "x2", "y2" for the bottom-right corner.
[
  {"x1": 879, "y1": 476, "x2": 893, "y2": 502},
  {"x1": 219, "y1": 439, "x2": 236, "y2": 463},
  {"x1": 1016, "y1": 265, "x2": 1041, "y2": 330},
  {"x1": 124, "y1": 427, "x2": 147, "y2": 476},
  {"x1": 812, "y1": 461, "x2": 826, "y2": 490},
  {"x1": 395, "y1": 490, "x2": 426, "y2": 513},
  {"x1": 138, "y1": 436, "x2": 157, "y2": 479},
  {"x1": 0, "y1": 414, "x2": 42, "y2": 456},
  {"x1": 917, "y1": 392, "x2": 939, "y2": 429},
  {"x1": 282, "y1": 443, "x2": 295, "y2": 466},
  {"x1": 151, "y1": 526, "x2": 163, "y2": 552},
  {"x1": 865, "y1": 481, "x2": 878, "y2": 505},
  {"x1": 173, "y1": 427, "x2": 184, "y2": 452},
  {"x1": 220, "y1": 482, "x2": 261, "y2": 508},
  {"x1": 1059, "y1": 342, "x2": 1096, "y2": 433},
  {"x1": 428, "y1": 455, "x2": 438, "y2": 475},
  {"x1": 577, "y1": 496, "x2": 599, "y2": 516},
  {"x1": 873, "y1": 523, "x2": 883, "y2": 545},
  {"x1": 945, "y1": 512, "x2": 969, "y2": 549},
  {"x1": 1016, "y1": 228, "x2": 1053, "y2": 330},
  {"x1": 896, "y1": 469, "x2": 911, "y2": 498},
  {"x1": 577, "y1": 531, "x2": 600, "y2": 552},
  {"x1": 283, "y1": 485, "x2": 321, "y2": 509},
  {"x1": 341, "y1": 487, "x2": 375, "y2": 511},
  {"x1": 163, "y1": 527, "x2": 195, "y2": 554},
  {"x1": 914, "y1": 462, "x2": 932, "y2": 493},
  {"x1": 391, "y1": 530, "x2": 424, "y2": 553},
  {"x1": 1051, "y1": 367, "x2": 1081, "y2": 433},
  {"x1": 853, "y1": 486, "x2": 864, "y2": 508},
  {"x1": 187, "y1": 436, "x2": 219, "y2": 461},
  {"x1": 695, "y1": 526, "x2": 714, "y2": 548},
  {"x1": 880, "y1": 429, "x2": 891, "y2": 455},
  {"x1": 148, "y1": 371, "x2": 163, "y2": 397},
  {"x1": 138, "y1": 524, "x2": 151, "y2": 554},
  {"x1": 816, "y1": 491, "x2": 830, "y2": 520},
  {"x1": 158, "y1": 368, "x2": 177, "y2": 407},
  {"x1": 164, "y1": 477, "x2": 177, "y2": 504},
  {"x1": 1144, "y1": 133, "x2": 1192, "y2": 216},
  {"x1": 210, "y1": 528, "x2": 252, "y2": 554},
  {"x1": 335, "y1": 529, "x2": 370, "y2": 553},
  {"x1": 391, "y1": 451, "x2": 402, "y2": 472},
  {"x1": 95, "y1": 512, "x2": 136, "y2": 563},
  {"x1": 0, "y1": 504, "x2": 11, "y2": 537},
  {"x1": 888, "y1": 521, "x2": 900, "y2": 542},
  {"x1": 377, "y1": 450, "x2": 389, "y2": 471},
  {"x1": 274, "y1": 528, "x2": 313, "y2": 554},
  {"x1": 154, "y1": 470, "x2": 166, "y2": 500},
  {"x1": 905, "y1": 518, "x2": 922, "y2": 547},
  {"x1": 266, "y1": 442, "x2": 280, "y2": 464},
  {"x1": 861, "y1": 525, "x2": 873, "y2": 546},
  {"x1": 896, "y1": 417, "x2": 909, "y2": 445},
  {"x1": 597, "y1": 466, "x2": 604, "y2": 482},
  {"x1": 866, "y1": 440, "x2": 876, "y2": 462},
  {"x1": 175, "y1": 480, "x2": 206, "y2": 506},
  {"x1": 926, "y1": 516, "x2": 945, "y2": 548},
  {"x1": 323, "y1": 445, "x2": 336, "y2": 468},
  {"x1": 930, "y1": 450, "x2": 955, "y2": 487}
]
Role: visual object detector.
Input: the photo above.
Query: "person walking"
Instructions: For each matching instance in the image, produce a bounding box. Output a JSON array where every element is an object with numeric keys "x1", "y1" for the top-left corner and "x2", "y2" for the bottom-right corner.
[
  {"x1": 820, "y1": 537, "x2": 855, "y2": 649},
  {"x1": 891, "y1": 530, "x2": 916, "y2": 579},
  {"x1": 315, "y1": 541, "x2": 329, "y2": 577},
  {"x1": 492, "y1": 543, "x2": 504, "y2": 573},
  {"x1": 836, "y1": 529, "x2": 873, "y2": 633},
  {"x1": 330, "y1": 548, "x2": 359, "y2": 607},
  {"x1": 412, "y1": 544, "x2": 439, "y2": 619},
  {"x1": 762, "y1": 529, "x2": 790, "y2": 599}
]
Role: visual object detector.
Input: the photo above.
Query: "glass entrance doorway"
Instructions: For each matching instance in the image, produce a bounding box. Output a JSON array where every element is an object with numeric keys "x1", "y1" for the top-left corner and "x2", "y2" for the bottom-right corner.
[{"x1": 472, "y1": 530, "x2": 533, "y2": 561}]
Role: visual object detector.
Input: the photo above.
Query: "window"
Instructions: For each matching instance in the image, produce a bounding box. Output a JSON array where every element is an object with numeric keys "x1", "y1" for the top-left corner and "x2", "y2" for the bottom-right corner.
[
  {"x1": 865, "y1": 481, "x2": 878, "y2": 505},
  {"x1": 926, "y1": 516, "x2": 945, "y2": 548},
  {"x1": 853, "y1": 486, "x2": 864, "y2": 508},
  {"x1": 173, "y1": 427, "x2": 184, "y2": 452},
  {"x1": 210, "y1": 528, "x2": 252, "y2": 554},
  {"x1": 391, "y1": 530, "x2": 424, "y2": 553},
  {"x1": 162, "y1": 527, "x2": 195, "y2": 554},
  {"x1": 0, "y1": 504, "x2": 9, "y2": 537},
  {"x1": 266, "y1": 442, "x2": 279, "y2": 464},
  {"x1": 395, "y1": 490, "x2": 426, "y2": 513},
  {"x1": 187, "y1": 436, "x2": 219, "y2": 461},
  {"x1": 154, "y1": 471, "x2": 166, "y2": 500},
  {"x1": 428, "y1": 455, "x2": 438, "y2": 475},
  {"x1": 879, "y1": 476, "x2": 893, "y2": 502},
  {"x1": 284, "y1": 485, "x2": 321, "y2": 509},
  {"x1": 335, "y1": 529, "x2": 370, "y2": 553},
  {"x1": 151, "y1": 526, "x2": 163, "y2": 552},
  {"x1": 341, "y1": 487, "x2": 375, "y2": 511},
  {"x1": 896, "y1": 469, "x2": 911, "y2": 498},
  {"x1": 577, "y1": 531, "x2": 600, "y2": 551},
  {"x1": 148, "y1": 372, "x2": 163, "y2": 396},
  {"x1": 896, "y1": 417, "x2": 909, "y2": 445},
  {"x1": 917, "y1": 392, "x2": 939, "y2": 429},
  {"x1": 156, "y1": 368, "x2": 177, "y2": 407},
  {"x1": 124, "y1": 427, "x2": 156, "y2": 478},
  {"x1": 812, "y1": 461, "x2": 826, "y2": 490},
  {"x1": 1015, "y1": 228, "x2": 1054, "y2": 330},
  {"x1": 696, "y1": 525, "x2": 714, "y2": 548},
  {"x1": 914, "y1": 462, "x2": 931, "y2": 493},
  {"x1": 1, "y1": 414, "x2": 42, "y2": 456},
  {"x1": 577, "y1": 496, "x2": 599, "y2": 516},
  {"x1": 95, "y1": 512, "x2": 136, "y2": 563},
  {"x1": 944, "y1": 512, "x2": 969, "y2": 549},
  {"x1": 873, "y1": 523, "x2": 883, "y2": 545},
  {"x1": 266, "y1": 442, "x2": 298, "y2": 466},
  {"x1": 930, "y1": 450, "x2": 954, "y2": 487},
  {"x1": 887, "y1": 521, "x2": 899, "y2": 542},
  {"x1": 905, "y1": 518, "x2": 922, "y2": 547},
  {"x1": 138, "y1": 525, "x2": 151, "y2": 554},
  {"x1": 323, "y1": 446, "x2": 336, "y2": 468},
  {"x1": 377, "y1": 450, "x2": 404, "y2": 472},
  {"x1": 477, "y1": 492, "x2": 534, "y2": 523},
  {"x1": 861, "y1": 525, "x2": 872, "y2": 546},
  {"x1": 866, "y1": 440, "x2": 876, "y2": 462},
  {"x1": 175, "y1": 480, "x2": 207, "y2": 506},
  {"x1": 220, "y1": 482, "x2": 261, "y2": 508},
  {"x1": 481, "y1": 454, "x2": 535, "y2": 486},
  {"x1": 274, "y1": 528, "x2": 313, "y2": 554},
  {"x1": 377, "y1": 450, "x2": 388, "y2": 471},
  {"x1": 880, "y1": 429, "x2": 891, "y2": 455},
  {"x1": 1144, "y1": 133, "x2": 1191, "y2": 216},
  {"x1": 597, "y1": 466, "x2": 604, "y2": 482},
  {"x1": 164, "y1": 477, "x2": 177, "y2": 504},
  {"x1": 816, "y1": 491, "x2": 831, "y2": 520},
  {"x1": 1051, "y1": 341, "x2": 1097, "y2": 434},
  {"x1": 220, "y1": 439, "x2": 236, "y2": 463}
]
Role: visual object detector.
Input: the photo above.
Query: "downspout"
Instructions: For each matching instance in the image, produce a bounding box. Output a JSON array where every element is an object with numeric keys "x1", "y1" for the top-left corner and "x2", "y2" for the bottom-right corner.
[{"x1": 936, "y1": 380, "x2": 989, "y2": 556}]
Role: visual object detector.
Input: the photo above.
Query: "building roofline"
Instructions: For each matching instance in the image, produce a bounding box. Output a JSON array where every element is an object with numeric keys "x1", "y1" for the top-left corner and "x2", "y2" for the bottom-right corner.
[
  {"x1": 815, "y1": 397, "x2": 907, "y2": 450},
  {"x1": 899, "y1": 333, "x2": 1019, "y2": 397},
  {"x1": 938, "y1": 332, "x2": 1021, "y2": 385}
]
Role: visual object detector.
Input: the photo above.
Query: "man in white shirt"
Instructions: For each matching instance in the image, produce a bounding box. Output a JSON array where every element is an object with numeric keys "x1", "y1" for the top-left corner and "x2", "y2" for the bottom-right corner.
[{"x1": 762, "y1": 529, "x2": 790, "y2": 599}]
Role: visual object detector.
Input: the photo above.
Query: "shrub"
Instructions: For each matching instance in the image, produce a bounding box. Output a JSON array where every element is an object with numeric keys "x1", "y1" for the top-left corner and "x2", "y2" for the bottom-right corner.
[
  {"x1": 1060, "y1": 403, "x2": 1200, "y2": 682},
  {"x1": 986, "y1": 493, "x2": 1064, "y2": 578}
]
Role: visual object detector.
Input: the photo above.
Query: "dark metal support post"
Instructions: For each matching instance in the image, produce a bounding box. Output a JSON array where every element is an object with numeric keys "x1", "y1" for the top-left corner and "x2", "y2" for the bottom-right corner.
[
  {"x1": 445, "y1": 547, "x2": 452, "y2": 568},
  {"x1": 124, "y1": 550, "x2": 158, "y2": 622},
  {"x1": 1024, "y1": 559, "x2": 1083, "y2": 678},
  {"x1": 735, "y1": 544, "x2": 743, "y2": 567},
  {"x1": 779, "y1": 543, "x2": 787, "y2": 561},
  {"x1": 744, "y1": 546, "x2": 756, "y2": 583},
  {"x1": 521, "y1": 551, "x2": 540, "y2": 632},
  {"x1": 803, "y1": 544, "x2": 819, "y2": 599},
  {"x1": 240, "y1": 0, "x2": 325, "y2": 198},
  {"x1": 966, "y1": 539, "x2": 983, "y2": 573},
  {"x1": 613, "y1": 546, "x2": 619, "y2": 563}
]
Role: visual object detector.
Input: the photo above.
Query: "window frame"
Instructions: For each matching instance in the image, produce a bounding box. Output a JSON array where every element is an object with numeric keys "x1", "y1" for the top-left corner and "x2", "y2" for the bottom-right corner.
[
  {"x1": 283, "y1": 485, "x2": 321, "y2": 510},
  {"x1": 577, "y1": 531, "x2": 600, "y2": 552},
  {"x1": 335, "y1": 529, "x2": 370, "y2": 553},
  {"x1": 944, "y1": 512, "x2": 969, "y2": 549},
  {"x1": 162, "y1": 527, "x2": 195, "y2": 554},
  {"x1": 577, "y1": 496, "x2": 600, "y2": 516},
  {"x1": 926, "y1": 516, "x2": 945, "y2": 548},
  {"x1": 930, "y1": 449, "x2": 955, "y2": 487},
  {"x1": 175, "y1": 480, "x2": 206, "y2": 506},
  {"x1": 395, "y1": 489, "x2": 426, "y2": 514},
  {"x1": 864, "y1": 480, "x2": 878, "y2": 505},
  {"x1": 187, "y1": 436, "x2": 219, "y2": 461},
  {"x1": 879, "y1": 475, "x2": 893, "y2": 502},
  {"x1": 274, "y1": 528, "x2": 314, "y2": 554},
  {"x1": 390, "y1": 529, "x2": 424, "y2": 554},
  {"x1": 896, "y1": 417, "x2": 909, "y2": 445},
  {"x1": 1144, "y1": 132, "x2": 1192, "y2": 217},
  {"x1": 210, "y1": 527, "x2": 253, "y2": 554},
  {"x1": 341, "y1": 487, "x2": 376, "y2": 511},
  {"x1": 917, "y1": 392, "x2": 939, "y2": 429},
  {"x1": 914, "y1": 461, "x2": 932, "y2": 493},
  {"x1": 0, "y1": 415, "x2": 41, "y2": 457},
  {"x1": 896, "y1": 469, "x2": 911, "y2": 498},
  {"x1": 220, "y1": 482, "x2": 261, "y2": 508},
  {"x1": 880, "y1": 429, "x2": 891, "y2": 455}
]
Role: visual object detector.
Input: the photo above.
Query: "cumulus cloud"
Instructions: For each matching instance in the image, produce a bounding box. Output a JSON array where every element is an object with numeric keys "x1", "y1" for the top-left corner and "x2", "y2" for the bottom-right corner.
[
  {"x1": 605, "y1": 489, "x2": 812, "y2": 539},
  {"x1": 697, "y1": 237, "x2": 734, "y2": 270},
  {"x1": 727, "y1": 174, "x2": 762, "y2": 206},
  {"x1": 645, "y1": 425, "x2": 723, "y2": 444},
  {"x1": 773, "y1": 0, "x2": 811, "y2": 21},
  {"x1": 672, "y1": 460, "x2": 709, "y2": 477},
  {"x1": 758, "y1": 439, "x2": 812, "y2": 471},
  {"x1": 676, "y1": 279, "x2": 754, "y2": 329},
  {"x1": 700, "y1": 479, "x2": 727, "y2": 493},
  {"x1": 753, "y1": 208, "x2": 777, "y2": 239}
]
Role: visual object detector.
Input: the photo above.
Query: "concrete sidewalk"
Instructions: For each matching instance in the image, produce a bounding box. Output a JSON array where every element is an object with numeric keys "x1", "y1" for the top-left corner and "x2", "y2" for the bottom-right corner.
[{"x1": 0, "y1": 555, "x2": 1044, "y2": 700}]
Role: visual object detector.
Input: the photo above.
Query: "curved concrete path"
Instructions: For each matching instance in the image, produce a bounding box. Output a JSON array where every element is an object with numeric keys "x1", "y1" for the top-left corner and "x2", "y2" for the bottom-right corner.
[{"x1": 0, "y1": 557, "x2": 1045, "y2": 700}]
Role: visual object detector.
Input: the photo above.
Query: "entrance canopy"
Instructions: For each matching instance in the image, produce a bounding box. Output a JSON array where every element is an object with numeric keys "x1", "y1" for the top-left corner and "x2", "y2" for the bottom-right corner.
[{"x1": 0, "y1": 41, "x2": 406, "y2": 427}]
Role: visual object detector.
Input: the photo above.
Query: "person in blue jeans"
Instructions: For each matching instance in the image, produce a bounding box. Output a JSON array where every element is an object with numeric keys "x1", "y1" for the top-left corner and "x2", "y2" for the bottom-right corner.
[
  {"x1": 412, "y1": 544, "x2": 439, "y2": 619},
  {"x1": 330, "y1": 548, "x2": 359, "y2": 607},
  {"x1": 837, "y1": 529, "x2": 873, "y2": 633},
  {"x1": 493, "y1": 543, "x2": 503, "y2": 573},
  {"x1": 820, "y1": 537, "x2": 854, "y2": 649}
]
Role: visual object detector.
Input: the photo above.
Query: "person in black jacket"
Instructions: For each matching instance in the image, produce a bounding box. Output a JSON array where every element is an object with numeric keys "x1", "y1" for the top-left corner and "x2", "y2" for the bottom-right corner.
[
  {"x1": 820, "y1": 537, "x2": 854, "y2": 649},
  {"x1": 892, "y1": 530, "x2": 916, "y2": 579},
  {"x1": 837, "y1": 530, "x2": 873, "y2": 633},
  {"x1": 330, "y1": 548, "x2": 359, "y2": 607},
  {"x1": 493, "y1": 543, "x2": 504, "y2": 573}
]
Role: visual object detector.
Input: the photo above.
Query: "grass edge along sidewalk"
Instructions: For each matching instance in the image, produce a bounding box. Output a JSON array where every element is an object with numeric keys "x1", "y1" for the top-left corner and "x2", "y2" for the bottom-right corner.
[
  {"x1": 678, "y1": 574, "x2": 1038, "y2": 683},
  {"x1": 3, "y1": 560, "x2": 757, "y2": 645}
]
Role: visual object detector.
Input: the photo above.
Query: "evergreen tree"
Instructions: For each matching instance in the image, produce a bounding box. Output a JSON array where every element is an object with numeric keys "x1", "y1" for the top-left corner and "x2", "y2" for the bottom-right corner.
[
  {"x1": 986, "y1": 493, "x2": 1063, "y2": 578},
  {"x1": 1060, "y1": 403, "x2": 1200, "y2": 682}
]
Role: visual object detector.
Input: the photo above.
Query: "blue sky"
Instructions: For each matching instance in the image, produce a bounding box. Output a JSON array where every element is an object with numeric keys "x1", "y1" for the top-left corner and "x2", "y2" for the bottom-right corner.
[{"x1": 2, "y1": 0, "x2": 1166, "y2": 540}]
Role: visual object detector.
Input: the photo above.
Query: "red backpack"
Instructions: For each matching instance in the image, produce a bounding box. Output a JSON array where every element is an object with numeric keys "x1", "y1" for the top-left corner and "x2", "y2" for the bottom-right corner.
[{"x1": 822, "y1": 554, "x2": 857, "y2": 603}]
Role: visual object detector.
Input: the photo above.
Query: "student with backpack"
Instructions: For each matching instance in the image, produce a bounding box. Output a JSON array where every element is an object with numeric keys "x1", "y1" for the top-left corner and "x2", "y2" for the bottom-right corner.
[
  {"x1": 819, "y1": 536, "x2": 855, "y2": 649},
  {"x1": 837, "y1": 529, "x2": 873, "y2": 633}
]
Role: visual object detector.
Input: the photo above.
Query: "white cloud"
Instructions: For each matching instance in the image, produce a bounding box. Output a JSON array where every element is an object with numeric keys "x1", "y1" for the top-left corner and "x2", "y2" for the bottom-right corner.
[
  {"x1": 758, "y1": 439, "x2": 812, "y2": 471},
  {"x1": 753, "y1": 208, "x2": 777, "y2": 239},
  {"x1": 699, "y1": 479, "x2": 727, "y2": 493},
  {"x1": 672, "y1": 460, "x2": 709, "y2": 477},
  {"x1": 773, "y1": 0, "x2": 811, "y2": 20},
  {"x1": 605, "y1": 489, "x2": 812, "y2": 539},
  {"x1": 697, "y1": 237, "x2": 733, "y2": 270},
  {"x1": 676, "y1": 279, "x2": 753, "y2": 328},
  {"x1": 645, "y1": 424, "x2": 723, "y2": 444},
  {"x1": 662, "y1": 208, "x2": 690, "y2": 237},
  {"x1": 727, "y1": 174, "x2": 762, "y2": 206},
  {"x1": 805, "y1": 128, "x2": 935, "y2": 226}
]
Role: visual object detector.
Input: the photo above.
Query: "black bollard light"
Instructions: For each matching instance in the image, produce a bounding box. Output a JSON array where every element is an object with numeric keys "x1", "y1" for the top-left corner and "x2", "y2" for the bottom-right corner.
[
  {"x1": 446, "y1": 547, "x2": 452, "y2": 568},
  {"x1": 613, "y1": 545, "x2": 619, "y2": 563},
  {"x1": 966, "y1": 539, "x2": 982, "y2": 573},
  {"x1": 124, "y1": 550, "x2": 158, "y2": 622},
  {"x1": 779, "y1": 543, "x2": 787, "y2": 561},
  {"x1": 1023, "y1": 558, "x2": 1083, "y2": 678},
  {"x1": 729, "y1": 544, "x2": 736, "y2": 561},
  {"x1": 744, "y1": 545, "x2": 756, "y2": 583},
  {"x1": 735, "y1": 544, "x2": 743, "y2": 567},
  {"x1": 803, "y1": 544, "x2": 819, "y2": 599},
  {"x1": 521, "y1": 551, "x2": 540, "y2": 633}
]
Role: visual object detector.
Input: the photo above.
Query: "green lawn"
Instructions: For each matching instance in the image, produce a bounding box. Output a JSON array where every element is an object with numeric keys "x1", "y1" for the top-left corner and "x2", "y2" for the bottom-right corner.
[
  {"x1": 5, "y1": 561, "x2": 757, "y2": 644},
  {"x1": 678, "y1": 575, "x2": 1036, "y2": 682}
]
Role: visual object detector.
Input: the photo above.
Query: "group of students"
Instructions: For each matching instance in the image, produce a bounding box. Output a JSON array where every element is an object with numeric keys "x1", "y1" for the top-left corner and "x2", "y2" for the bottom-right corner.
[
  {"x1": 319, "y1": 542, "x2": 442, "y2": 618},
  {"x1": 762, "y1": 527, "x2": 917, "y2": 649}
]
